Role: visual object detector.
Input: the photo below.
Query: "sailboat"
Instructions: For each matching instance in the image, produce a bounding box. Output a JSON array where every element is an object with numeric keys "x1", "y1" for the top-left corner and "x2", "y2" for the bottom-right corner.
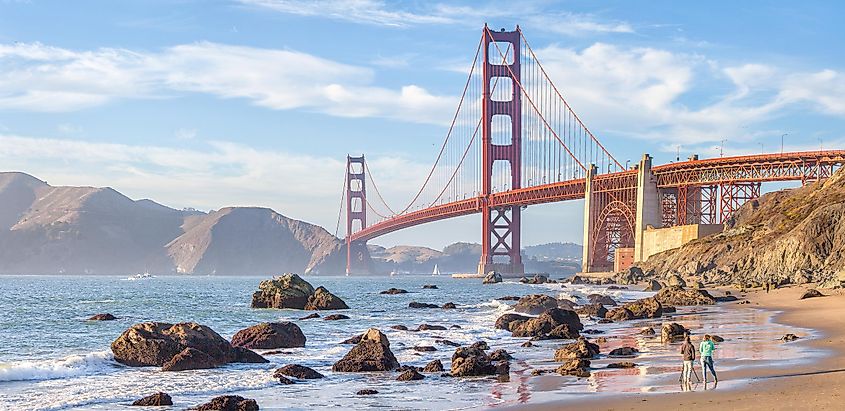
[{"x1": 432, "y1": 264, "x2": 441, "y2": 276}]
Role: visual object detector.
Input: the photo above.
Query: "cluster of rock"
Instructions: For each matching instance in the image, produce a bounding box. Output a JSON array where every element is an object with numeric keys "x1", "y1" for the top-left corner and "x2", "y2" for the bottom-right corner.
[
  {"x1": 520, "y1": 274, "x2": 556, "y2": 284},
  {"x1": 496, "y1": 307, "x2": 583, "y2": 340},
  {"x1": 482, "y1": 271, "x2": 502, "y2": 284},
  {"x1": 606, "y1": 297, "x2": 664, "y2": 321},
  {"x1": 553, "y1": 337, "x2": 599, "y2": 377},
  {"x1": 654, "y1": 286, "x2": 716, "y2": 306},
  {"x1": 111, "y1": 322, "x2": 268, "y2": 372},
  {"x1": 251, "y1": 274, "x2": 348, "y2": 310},
  {"x1": 450, "y1": 342, "x2": 510, "y2": 379}
]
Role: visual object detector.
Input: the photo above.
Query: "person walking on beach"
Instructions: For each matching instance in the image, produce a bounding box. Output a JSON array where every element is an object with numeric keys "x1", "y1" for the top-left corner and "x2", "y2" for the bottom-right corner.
[
  {"x1": 700, "y1": 334, "x2": 718, "y2": 383},
  {"x1": 680, "y1": 334, "x2": 696, "y2": 385}
]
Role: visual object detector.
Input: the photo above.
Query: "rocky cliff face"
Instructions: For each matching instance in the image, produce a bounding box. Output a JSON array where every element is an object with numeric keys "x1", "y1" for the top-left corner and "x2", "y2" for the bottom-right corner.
[
  {"x1": 0, "y1": 172, "x2": 356, "y2": 275},
  {"x1": 639, "y1": 168, "x2": 845, "y2": 287}
]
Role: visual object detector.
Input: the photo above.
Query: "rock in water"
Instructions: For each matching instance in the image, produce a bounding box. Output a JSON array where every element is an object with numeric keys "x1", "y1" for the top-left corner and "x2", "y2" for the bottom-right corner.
[
  {"x1": 396, "y1": 369, "x2": 425, "y2": 381},
  {"x1": 587, "y1": 294, "x2": 617, "y2": 306},
  {"x1": 409, "y1": 302, "x2": 440, "y2": 309},
  {"x1": 482, "y1": 271, "x2": 502, "y2": 284},
  {"x1": 494, "y1": 313, "x2": 531, "y2": 331},
  {"x1": 416, "y1": 324, "x2": 447, "y2": 331},
  {"x1": 251, "y1": 273, "x2": 315, "y2": 309},
  {"x1": 274, "y1": 364, "x2": 324, "y2": 379},
  {"x1": 423, "y1": 359, "x2": 444, "y2": 372},
  {"x1": 305, "y1": 286, "x2": 349, "y2": 310},
  {"x1": 191, "y1": 395, "x2": 258, "y2": 411},
  {"x1": 608, "y1": 347, "x2": 639, "y2": 357},
  {"x1": 511, "y1": 308, "x2": 583, "y2": 339},
  {"x1": 111, "y1": 322, "x2": 265, "y2": 369},
  {"x1": 380, "y1": 288, "x2": 408, "y2": 295},
  {"x1": 422, "y1": 284, "x2": 438, "y2": 289},
  {"x1": 299, "y1": 313, "x2": 320, "y2": 320},
  {"x1": 88, "y1": 313, "x2": 116, "y2": 321},
  {"x1": 162, "y1": 347, "x2": 217, "y2": 372},
  {"x1": 640, "y1": 327, "x2": 656, "y2": 336},
  {"x1": 782, "y1": 333, "x2": 800, "y2": 342},
  {"x1": 553, "y1": 337, "x2": 600, "y2": 361},
  {"x1": 607, "y1": 362, "x2": 637, "y2": 369},
  {"x1": 357, "y1": 389, "x2": 378, "y2": 395},
  {"x1": 556, "y1": 359, "x2": 591, "y2": 377},
  {"x1": 231, "y1": 322, "x2": 306, "y2": 349},
  {"x1": 606, "y1": 307, "x2": 635, "y2": 321},
  {"x1": 575, "y1": 303, "x2": 608, "y2": 319},
  {"x1": 800, "y1": 289, "x2": 825, "y2": 299},
  {"x1": 132, "y1": 392, "x2": 173, "y2": 406},
  {"x1": 622, "y1": 297, "x2": 663, "y2": 319},
  {"x1": 450, "y1": 346, "x2": 496, "y2": 377},
  {"x1": 513, "y1": 294, "x2": 559, "y2": 315},
  {"x1": 489, "y1": 349, "x2": 512, "y2": 361},
  {"x1": 643, "y1": 279, "x2": 662, "y2": 291},
  {"x1": 323, "y1": 314, "x2": 350, "y2": 321},
  {"x1": 661, "y1": 323, "x2": 688, "y2": 341},
  {"x1": 442, "y1": 302, "x2": 457, "y2": 309},
  {"x1": 654, "y1": 286, "x2": 716, "y2": 306},
  {"x1": 332, "y1": 328, "x2": 400, "y2": 372}
]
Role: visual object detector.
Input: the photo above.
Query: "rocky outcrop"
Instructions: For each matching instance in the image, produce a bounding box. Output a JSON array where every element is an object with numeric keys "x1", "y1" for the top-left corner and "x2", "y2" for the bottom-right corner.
[
  {"x1": 510, "y1": 308, "x2": 583, "y2": 339},
  {"x1": 554, "y1": 337, "x2": 600, "y2": 361},
  {"x1": 495, "y1": 313, "x2": 532, "y2": 331},
  {"x1": 640, "y1": 169, "x2": 845, "y2": 288},
  {"x1": 332, "y1": 329, "x2": 400, "y2": 372},
  {"x1": 274, "y1": 364, "x2": 324, "y2": 379},
  {"x1": 556, "y1": 359, "x2": 591, "y2": 377},
  {"x1": 654, "y1": 286, "x2": 716, "y2": 306},
  {"x1": 575, "y1": 304, "x2": 608, "y2": 319},
  {"x1": 251, "y1": 274, "x2": 314, "y2": 309},
  {"x1": 88, "y1": 313, "x2": 117, "y2": 321},
  {"x1": 482, "y1": 271, "x2": 502, "y2": 284},
  {"x1": 231, "y1": 322, "x2": 306, "y2": 349},
  {"x1": 587, "y1": 294, "x2": 617, "y2": 306},
  {"x1": 305, "y1": 286, "x2": 349, "y2": 310},
  {"x1": 111, "y1": 322, "x2": 266, "y2": 370},
  {"x1": 623, "y1": 297, "x2": 663, "y2": 319},
  {"x1": 450, "y1": 346, "x2": 496, "y2": 377},
  {"x1": 162, "y1": 347, "x2": 217, "y2": 372},
  {"x1": 191, "y1": 395, "x2": 258, "y2": 411},
  {"x1": 661, "y1": 323, "x2": 688, "y2": 341},
  {"x1": 132, "y1": 392, "x2": 173, "y2": 406},
  {"x1": 513, "y1": 294, "x2": 559, "y2": 315}
]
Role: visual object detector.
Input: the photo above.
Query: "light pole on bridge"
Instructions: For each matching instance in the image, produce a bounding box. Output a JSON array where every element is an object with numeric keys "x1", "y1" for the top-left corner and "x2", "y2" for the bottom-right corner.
[{"x1": 781, "y1": 133, "x2": 788, "y2": 154}]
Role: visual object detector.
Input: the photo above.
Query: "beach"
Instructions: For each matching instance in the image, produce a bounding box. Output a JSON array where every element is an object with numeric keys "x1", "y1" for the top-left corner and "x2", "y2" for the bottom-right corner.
[{"x1": 514, "y1": 285, "x2": 845, "y2": 411}]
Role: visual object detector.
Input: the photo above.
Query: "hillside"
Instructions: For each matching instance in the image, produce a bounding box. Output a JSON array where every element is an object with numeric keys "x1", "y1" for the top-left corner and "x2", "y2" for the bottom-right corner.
[
  {"x1": 639, "y1": 168, "x2": 845, "y2": 287},
  {"x1": 0, "y1": 172, "x2": 356, "y2": 275}
]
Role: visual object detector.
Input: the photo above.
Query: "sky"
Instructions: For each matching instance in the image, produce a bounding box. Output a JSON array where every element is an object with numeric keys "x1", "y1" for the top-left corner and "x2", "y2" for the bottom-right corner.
[{"x1": 1, "y1": 0, "x2": 844, "y2": 250}]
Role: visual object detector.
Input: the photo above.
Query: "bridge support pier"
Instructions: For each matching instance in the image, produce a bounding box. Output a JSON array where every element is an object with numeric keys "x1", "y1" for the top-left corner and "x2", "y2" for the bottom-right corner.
[
  {"x1": 581, "y1": 165, "x2": 598, "y2": 273},
  {"x1": 634, "y1": 154, "x2": 661, "y2": 263}
]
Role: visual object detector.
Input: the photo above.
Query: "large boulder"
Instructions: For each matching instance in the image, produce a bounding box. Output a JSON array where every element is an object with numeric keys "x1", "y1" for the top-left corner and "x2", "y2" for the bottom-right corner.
[
  {"x1": 623, "y1": 297, "x2": 663, "y2": 319},
  {"x1": 132, "y1": 392, "x2": 173, "y2": 406},
  {"x1": 614, "y1": 266, "x2": 644, "y2": 285},
  {"x1": 511, "y1": 308, "x2": 582, "y2": 339},
  {"x1": 111, "y1": 322, "x2": 266, "y2": 370},
  {"x1": 513, "y1": 294, "x2": 559, "y2": 315},
  {"x1": 494, "y1": 313, "x2": 531, "y2": 331},
  {"x1": 606, "y1": 307, "x2": 635, "y2": 321},
  {"x1": 450, "y1": 346, "x2": 496, "y2": 377},
  {"x1": 251, "y1": 273, "x2": 315, "y2": 309},
  {"x1": 661, "y1": 323, "x2": 688, "y2": 341},
  {"x1": 423, "y1": 359, "x2": 444, "y2": 372},
  {"x1": 556, "y1": 359, "x2": 591, "y2": 377},
  {"x1": 231, "y1": 322, "x2": 306, "y2": 349},
  {"x1": 332, "y1": 328, "x2": 400, "y2": 372},
  {"x1": 191, "y1": 395, "x2": 258, "y2": 411},
  {"x1": 553, "y1": 337, "x2": 600, "y2": 361},
  {"x1": 305, "y1": 286, "x2": 349, "y2": 310},
  {"x1": 587, "y1": 294, "x2": 617, "y2": 306},
  {"x1": 575, "y1": 303, "x2": 608, "y2": 319},
  {"x1": 654, "y1": 286, "x2": 716, "y2": 306},
  {"x1": 162, "y1": 347, "x2": 217, "y2": 372},
  {"x1": 274, "y1": 364, "x2": 324, "y2": 379},
  {"x1": 482, "y1": 271, "x2": 502, "y2": 284}
]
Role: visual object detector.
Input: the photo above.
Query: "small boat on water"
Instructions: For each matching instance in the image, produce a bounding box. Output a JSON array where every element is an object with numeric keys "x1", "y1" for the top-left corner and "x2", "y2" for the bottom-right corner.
[
  {"x1": 432, "y1": 264, "x2": 441, "y2": 276},
  {"x1": 125, "y1": 272, "x2": 154, "y2": 281}
]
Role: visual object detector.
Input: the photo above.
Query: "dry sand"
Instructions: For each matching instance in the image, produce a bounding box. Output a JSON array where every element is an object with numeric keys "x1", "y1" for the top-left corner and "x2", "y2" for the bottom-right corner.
[{"x1": 507, "y1": 285, "x2": 845, "y2": 411}]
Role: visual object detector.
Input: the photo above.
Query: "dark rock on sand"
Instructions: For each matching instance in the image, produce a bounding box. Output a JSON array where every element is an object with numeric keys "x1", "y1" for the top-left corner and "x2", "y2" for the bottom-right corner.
[
  {"x1": 450, "y1": 346, "x2": 496, "y2": 377},
  {"x1": 323, "y1": 314, "x2": 350, "y2": 321},
  {"x1": 711, "y1": 335, "x2": 725, "y2": 342},
  {"x1": 782, "y1": 333, "x2": 800, "y2": 342},
  {"x1": 654, "y1": 286, "x2": 716, "y2": 306},
  {"x1": 442, "y1": 302, "x2": 457, "y2": 309},
  {"x1": 556, "y1": 359, "x2": 591, "y2": 377},
  {"x1": 607, "y1": 361, "x2": 637, "y2": 368},
  {"x1": 554, "y1": 337, "x2": 600, "y2": 361},
  {"x1": 191, "y1": 395, "x2": 258, "y2": 411},
  {"x1": 575, "y1": 303, "x2": 608, "y2": 318},
  {"x1": 800, "y1": 289, "x2": 825, "y2": 299},
  {"x1": 513, "y1": 294, "x2": 560, "y2": 315},
  {"x1": 587, "y1": 294, "x2": 617, "y2": 306},
  {"x1": 663, "y1": 306, "x2": 677, "y2": 313},
  {"x1": 231, "y1": 322, "x2": 306, "y2": 349},
  {"x1": 482, "y1": 271, "x2": 502, "y2": 284},
  {"x1": 132, "y1": 392, "x2": 172, "y2": 406},
  {"x1": 299, "y1": 313, "x2": 320, "y2": 320},
  {"x1": 608, "y1": 347, "x2": 639, "y2": 357},
  {"x1": 88, "y1": 313, "x2": 116, "y2": 321},
  {"x1": 423, "y1": 359, "x2": 444, "y2": 372},
  {"x1": 380, "y1": 288, "x2": 408, "y2": 295},
  {"x1": 332, "y1": 329, "x2": 400, "y2": 372},
  {"x1": 251, "y1": 273, "x2": 315, "y2": 309},
  {"x1": 112, "y1": 322, "x2": 266, "y2": 370},
  {"x1": 305, "y1": 286, "x2": 349, "y2": 310},
  {"x1": 274, "y1": 364, "x2": 324, "y2": 380},
  {"x1": 356, "y1": 389, "x2": 378, "y2": 395},
  {"x1": 661, "y1": 323, "x2": 688, "y2": 341},
  {"x1": 409, "y1": 302, "x2": 440, "y2": 309},
  {"x1": 715, "y1": 295, "x2": 739, "y2": 302},
  {"x1": 396, "y1": 369, "x2": 425, "y2": 381}
]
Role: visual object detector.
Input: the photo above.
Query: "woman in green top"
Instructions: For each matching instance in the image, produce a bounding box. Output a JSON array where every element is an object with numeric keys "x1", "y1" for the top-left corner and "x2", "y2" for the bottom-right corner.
[{"x1": 699, "y1": 334, "x2": 718, "y2": 383}]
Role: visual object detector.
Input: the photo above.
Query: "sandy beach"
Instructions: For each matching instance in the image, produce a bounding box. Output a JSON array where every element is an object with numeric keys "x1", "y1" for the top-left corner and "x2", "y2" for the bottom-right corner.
[{"x1": 511, "y1": 285, "x2": 845, "y2": 411}]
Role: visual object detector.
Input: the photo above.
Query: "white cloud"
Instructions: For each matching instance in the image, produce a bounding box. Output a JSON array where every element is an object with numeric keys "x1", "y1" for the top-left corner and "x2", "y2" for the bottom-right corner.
[
  {"x1": 238, "y1": 0, "x2": 453, "y2": 27},
  {"x1": 0, "y1": 41, "x2": 457, "y2": 124},
  {"x1": 174, "y1": 128, "x2": 197, "y2": 140}
]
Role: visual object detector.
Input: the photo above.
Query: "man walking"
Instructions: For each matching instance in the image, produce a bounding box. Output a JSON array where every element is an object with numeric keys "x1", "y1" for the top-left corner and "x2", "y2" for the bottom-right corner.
[
  {"x1": 700, "y1": 334, "x2": 718, "y2": 383},
  {"x1": 680, "y1": 334, "x2": 696, "y2": 385}
]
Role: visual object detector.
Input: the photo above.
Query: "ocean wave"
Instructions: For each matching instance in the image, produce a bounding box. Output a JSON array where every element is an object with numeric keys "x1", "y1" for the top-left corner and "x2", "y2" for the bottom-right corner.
[{"x1": 0, "y1": 351, "x2": 115, "y2": 382}]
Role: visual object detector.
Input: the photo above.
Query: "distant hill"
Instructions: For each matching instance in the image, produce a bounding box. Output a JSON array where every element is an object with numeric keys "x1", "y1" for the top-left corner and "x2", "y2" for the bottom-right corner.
[
  {"x1": 369, "y1": 241, "x2": 582, "y2": 275},
  {"x1": 0, "y1": 172, "x2": 358, "y2": 275}
]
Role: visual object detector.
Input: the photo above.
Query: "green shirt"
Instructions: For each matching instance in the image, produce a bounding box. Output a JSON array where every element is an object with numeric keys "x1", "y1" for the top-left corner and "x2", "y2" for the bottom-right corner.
[{"x1": 699, "y1": 340, "x2": 716, "y2": 357}]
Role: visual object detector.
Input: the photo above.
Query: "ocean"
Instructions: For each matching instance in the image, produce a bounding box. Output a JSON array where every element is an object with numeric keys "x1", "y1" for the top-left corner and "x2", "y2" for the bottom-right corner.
[{"x1": 0, "y1": 275, "x2": 817, "y2": 410}]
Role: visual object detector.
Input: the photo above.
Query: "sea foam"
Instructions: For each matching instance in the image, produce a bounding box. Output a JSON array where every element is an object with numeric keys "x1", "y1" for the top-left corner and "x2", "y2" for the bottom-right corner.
[{"x1": 0, "y1": 350, "x2": 115, "y2": 382}]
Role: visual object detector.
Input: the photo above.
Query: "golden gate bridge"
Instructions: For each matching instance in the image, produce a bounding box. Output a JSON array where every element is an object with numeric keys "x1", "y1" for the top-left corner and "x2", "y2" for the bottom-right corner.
[{"x1": 338, "y1": 25, "x2": 845, "y2": 276}]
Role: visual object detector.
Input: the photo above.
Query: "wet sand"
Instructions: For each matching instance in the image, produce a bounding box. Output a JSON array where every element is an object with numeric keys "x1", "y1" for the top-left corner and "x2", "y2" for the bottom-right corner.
[{"x1": 507, "y1": 285, "x2": 845, "y2": 411}]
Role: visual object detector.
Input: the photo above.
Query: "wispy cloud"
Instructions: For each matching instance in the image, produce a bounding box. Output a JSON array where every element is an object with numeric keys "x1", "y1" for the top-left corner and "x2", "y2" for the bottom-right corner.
[
  {"x1": 238, "y1": 0, "x2": 453, "y2": 27},
  {"x1": 0, "y1": 41, "x2": 457, "y2": 124}
]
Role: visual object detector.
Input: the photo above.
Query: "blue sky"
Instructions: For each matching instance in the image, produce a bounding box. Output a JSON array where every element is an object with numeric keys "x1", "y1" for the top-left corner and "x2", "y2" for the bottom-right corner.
[{"x1": 1, "y1": 0, "x2": 844, "y2": 249}]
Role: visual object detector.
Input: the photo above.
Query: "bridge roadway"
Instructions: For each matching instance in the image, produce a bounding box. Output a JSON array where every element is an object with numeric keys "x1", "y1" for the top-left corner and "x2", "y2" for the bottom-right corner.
[{"x1": 349, "y1": 150, "x2": 845, "y2": 243}]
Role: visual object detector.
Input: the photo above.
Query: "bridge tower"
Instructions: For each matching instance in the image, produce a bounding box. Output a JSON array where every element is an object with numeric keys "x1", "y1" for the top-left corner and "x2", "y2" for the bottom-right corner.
[
  {"x1": 478, "y1": 25, "x2": 525, "y2": 277},
  {"x1": 346, "y1": 155, "x2": 367, "y2": 275}
]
